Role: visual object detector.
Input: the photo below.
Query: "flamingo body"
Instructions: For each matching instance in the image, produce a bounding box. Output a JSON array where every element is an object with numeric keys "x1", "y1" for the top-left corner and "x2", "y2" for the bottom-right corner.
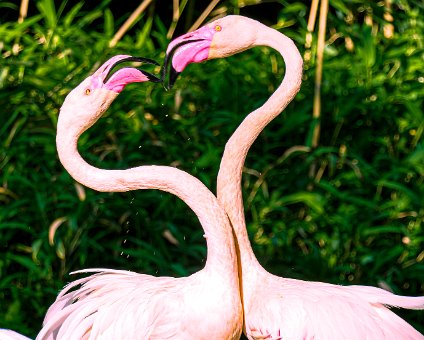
[
  {"x1": 39, "y1": 270, "x2": 237, "y2": 339},
  {"x1": 165, "y1": 15, "x2": 424, "y2": 339}
]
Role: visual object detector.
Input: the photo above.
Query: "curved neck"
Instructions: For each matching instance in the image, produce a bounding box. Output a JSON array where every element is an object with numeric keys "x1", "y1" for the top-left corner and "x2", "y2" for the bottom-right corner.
[
  {"x1": 217, "y1": 27, "x2": 303, "y2": 274},
  {"x1": 56, "y1": 115, "x2": 238, "y2": 276}
]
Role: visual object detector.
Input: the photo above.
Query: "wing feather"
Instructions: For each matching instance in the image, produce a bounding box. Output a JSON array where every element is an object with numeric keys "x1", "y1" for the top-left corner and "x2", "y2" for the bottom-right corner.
[{"x1": 246, "y1": 277, "x2": 424, "y2": 340}]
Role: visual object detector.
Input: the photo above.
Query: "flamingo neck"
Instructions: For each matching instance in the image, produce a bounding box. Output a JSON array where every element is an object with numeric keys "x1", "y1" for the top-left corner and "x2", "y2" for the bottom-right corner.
[
  {"x1": 217, "y1": 26, "x2": 303, "y2": 278},
  {"x1": 56, "y1": 111, "x2": 238, "y2": 277}
]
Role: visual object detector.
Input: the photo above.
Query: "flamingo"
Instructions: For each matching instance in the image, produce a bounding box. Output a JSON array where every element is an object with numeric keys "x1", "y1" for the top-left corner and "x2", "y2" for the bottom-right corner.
[
  {"x1": 163, "y1": 15, "x2": 424, "y2": 339},
  {"x1": 5, "y1": 55, "x2": 242, "y2": 339}
]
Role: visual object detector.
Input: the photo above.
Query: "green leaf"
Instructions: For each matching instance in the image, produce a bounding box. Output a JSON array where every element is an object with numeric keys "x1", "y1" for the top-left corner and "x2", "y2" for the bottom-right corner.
[
  {"x1": 36, "y1": 0, "x2": 57, "y2": 28},
  {"x1": 279, "y1": 191, "x2": 325, "y2": 214},
  {"x1": 104, "y1": 8, "x2": 114, "y2": 37},
  {"x1": 361, "y1": 225, "x2": 406, "y2": 236},
  {"x1": 63, "y1": 2, "x2": 84, "y2": 28}
]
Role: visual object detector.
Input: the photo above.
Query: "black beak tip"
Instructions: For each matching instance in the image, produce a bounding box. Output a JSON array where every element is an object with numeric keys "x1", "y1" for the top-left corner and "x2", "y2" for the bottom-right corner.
[
  {"x1": 148, "y1": 75, "x2": 162, "y2": 83},
  {"x1": 140, "y1": 70, "x2": 162, "y2": 83},
  {"x1": 166, "y1": 65, "x2": 180, "y2": 91}
]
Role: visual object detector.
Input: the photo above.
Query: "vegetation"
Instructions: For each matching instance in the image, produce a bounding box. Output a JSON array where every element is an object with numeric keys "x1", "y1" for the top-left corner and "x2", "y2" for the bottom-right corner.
[{"x1": 0, "y1": 0, "x2": 423, "y2": 336}]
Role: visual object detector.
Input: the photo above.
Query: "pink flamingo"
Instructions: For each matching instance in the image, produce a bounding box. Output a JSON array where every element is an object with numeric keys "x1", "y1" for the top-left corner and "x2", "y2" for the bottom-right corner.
[
  {"x1": 3, "y1": 55, "x2": 242, "y2": 339},
  {"x1": 164, "y1": 15, "x2": 424, "y2": 339}
]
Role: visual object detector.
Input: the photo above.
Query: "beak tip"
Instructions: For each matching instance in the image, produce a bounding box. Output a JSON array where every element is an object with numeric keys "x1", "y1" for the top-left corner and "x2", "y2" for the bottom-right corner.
[
  {"x1": 164, "y1": 63, "x2": 180, "y2": 91},
  {"x1": 140, "y1": 70, "x2": 162, "y2": 83}
]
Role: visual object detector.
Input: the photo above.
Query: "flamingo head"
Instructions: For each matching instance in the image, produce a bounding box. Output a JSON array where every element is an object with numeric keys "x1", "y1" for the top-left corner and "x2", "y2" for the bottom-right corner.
[
  {"x1": 163, "y1": 15, "x2": 259, "y2": 89},
  {"x1": 60, "y1": 55, "x2": 160, "y2": 132}
]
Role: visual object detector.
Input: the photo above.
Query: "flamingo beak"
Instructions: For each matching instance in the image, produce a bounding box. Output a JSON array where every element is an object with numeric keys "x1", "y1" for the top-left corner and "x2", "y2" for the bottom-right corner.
[
  {"x1": 92, "y1": 55, "x2": 161, "y2": 93},
  {"x1": 162, "y1": 26, "x2": 216, "y2": 90}
]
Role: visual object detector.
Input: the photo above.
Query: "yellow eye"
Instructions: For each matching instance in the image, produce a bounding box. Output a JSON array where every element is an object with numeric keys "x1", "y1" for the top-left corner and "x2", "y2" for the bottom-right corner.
[
  {"x1": 215, "y1": 25, "x2": 222, "y2": 32},
  {"x1": 85, "y1": 88, "x2": 91, "y2": 95}
]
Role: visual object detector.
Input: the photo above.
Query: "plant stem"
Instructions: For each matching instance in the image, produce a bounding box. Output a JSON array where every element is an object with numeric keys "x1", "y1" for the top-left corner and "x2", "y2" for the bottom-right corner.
[
  {"x1": 304, "y1": 0, "x2": 319, "y2": 62},
  {"x1": 188, "y1": 0, "x2": 221, "y2": 32},
  {"x1": 18, "y1": 0, "x2": 29, "y2": 23},
  {"x1": 307, "y1": 0, "x2": 328, "y2": 190},
  {"x1": 167, "y1": 0, "x2": 189, "y2": 39},
  {"x1": 312, "y1": 0, "x2": 328, "y2": 149},
  {"x1": 109, "y1": 0, "x2": 153, "y2": 48}
]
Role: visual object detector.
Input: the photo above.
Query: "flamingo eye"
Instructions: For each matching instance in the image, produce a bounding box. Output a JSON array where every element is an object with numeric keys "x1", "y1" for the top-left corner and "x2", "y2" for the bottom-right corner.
[
  {"x1": 85, "y1": 88, "x2": 91, "y2": 95},
  {"x1": 214, "y1": 25, "x2": 222, "y2": 32}
]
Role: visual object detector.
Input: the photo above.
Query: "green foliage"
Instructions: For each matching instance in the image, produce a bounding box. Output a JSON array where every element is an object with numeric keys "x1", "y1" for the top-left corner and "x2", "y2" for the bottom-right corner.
[{"x1": 0, "y1": 0, "x2": 423, "y2": 336}]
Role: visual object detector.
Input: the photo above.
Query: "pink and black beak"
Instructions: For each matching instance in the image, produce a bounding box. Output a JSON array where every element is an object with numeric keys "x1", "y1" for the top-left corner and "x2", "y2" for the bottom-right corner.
[
  {"x1": 92, "y1": 55, "x2": 161, "y2": 93},
  {"x1": 162, "y1": 38, "x2": 206, "y2": 90},
  {"x1": 162, "y1": 26, "x2": 215, "y2": 90}
]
